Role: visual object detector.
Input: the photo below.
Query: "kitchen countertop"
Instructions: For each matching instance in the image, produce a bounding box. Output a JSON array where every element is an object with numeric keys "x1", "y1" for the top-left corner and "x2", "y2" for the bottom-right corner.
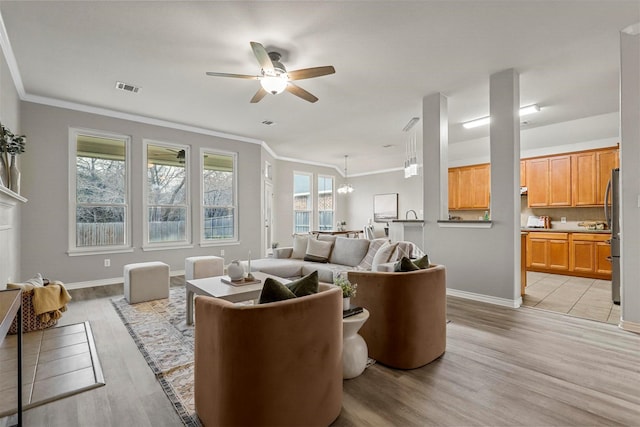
[
  {"x1": 391, "y1": 219, "x2": 424, "y2": 223},
  {"x1": 521, "y1": 227, "x2": 611, "y2": 234}
]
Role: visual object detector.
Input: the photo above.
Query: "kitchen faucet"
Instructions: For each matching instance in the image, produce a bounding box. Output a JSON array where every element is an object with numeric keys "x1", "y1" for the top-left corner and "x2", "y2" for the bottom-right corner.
[{"x1": 406, "y1": 209, "x2": 418, "y2": 220}]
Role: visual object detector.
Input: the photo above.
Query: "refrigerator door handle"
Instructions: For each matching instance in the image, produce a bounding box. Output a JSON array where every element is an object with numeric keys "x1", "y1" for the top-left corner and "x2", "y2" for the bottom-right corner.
[
  {"x1": 606, "y1": 256, "x2": 613, "y2": 262},
  {"x1": 604, "y1": 178, "x2": 612, "y2": 230}
]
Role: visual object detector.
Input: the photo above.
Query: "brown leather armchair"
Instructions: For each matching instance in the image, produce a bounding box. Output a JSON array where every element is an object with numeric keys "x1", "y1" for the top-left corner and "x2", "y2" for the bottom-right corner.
[
  {"x1": 348, "y1": 265, "x2": 446, "y2": 369},
  {"x1": 194, "y1": 284, "x2": 343, "y2": 427}
]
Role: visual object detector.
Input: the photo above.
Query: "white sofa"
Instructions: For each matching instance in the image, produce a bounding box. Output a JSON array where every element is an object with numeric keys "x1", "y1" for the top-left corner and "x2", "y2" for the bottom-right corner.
[{"x1": 244, "y1": 235, "x2": 421, "y2": 283}]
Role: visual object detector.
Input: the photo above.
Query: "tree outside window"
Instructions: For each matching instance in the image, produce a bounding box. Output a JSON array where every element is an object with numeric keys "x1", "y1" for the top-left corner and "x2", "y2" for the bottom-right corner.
[
  {"x1": 203, "y1": 151, "x2": 236, "y2": 241},
  {"x1": 318, "y1": 175, "x2": 334, "y2": 231},
  {"x1": 294, "y1": 173, "x2": 312, "y2": 233}
]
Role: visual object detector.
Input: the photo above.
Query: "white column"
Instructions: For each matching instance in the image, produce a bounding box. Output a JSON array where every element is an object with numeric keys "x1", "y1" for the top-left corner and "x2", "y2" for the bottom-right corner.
[
  {"x1": 489, "y1": 69, "x2": 521, "y2": 301},
  {"x1": 619, "y1": 25, "x2": 640, "y2": 331},
  {"x1": 422, "y1": 93, "x2": 448, "y2": 223}
]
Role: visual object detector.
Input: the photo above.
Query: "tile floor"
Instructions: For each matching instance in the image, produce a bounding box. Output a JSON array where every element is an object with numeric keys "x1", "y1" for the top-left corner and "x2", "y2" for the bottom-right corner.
[{"x1": 522, "y1": 272, "x2": 620, "y2": 324}]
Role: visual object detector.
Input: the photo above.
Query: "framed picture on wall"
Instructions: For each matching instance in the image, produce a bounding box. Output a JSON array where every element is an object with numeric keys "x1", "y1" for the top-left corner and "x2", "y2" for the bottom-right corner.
[{"x1": 373, "y1": 193, "x2": 398, "y2": 222}]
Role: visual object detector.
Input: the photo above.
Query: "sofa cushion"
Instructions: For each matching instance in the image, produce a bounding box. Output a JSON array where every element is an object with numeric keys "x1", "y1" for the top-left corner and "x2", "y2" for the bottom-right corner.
[
  {"x1": 317, "y1": 234, "x2": 337, "y2": 244},
  {"x1": 246, "y1": 258, "x2": 306, "y2": 279},
  {"x1": 372, "y1": 242, "x2": 398, "y2": 270},
  {"x1": 329, "y1": 237, "x2": 370, "y2": 267},
  {"x1": 413, "y1": 254, "x2": 430, "y2": 269},
  {"x1": 394, "y1": 257, "x2": 420, "y2": 272},
  {"x1": 259, "y1": 278, "x2": 297, "y2": 304},
  {"x1": 301, "y1": 263, "x2": 357, "y2": 283},
  {"x1": 292, "y1": 234, "x2": 310, "y2": 259},
  {"x1": 391, "y1": 241, "x2": 415, "y2": 262},
  {"x1": 304, "y1": 238, "x2": 333, "y2": 263},
  {"x1": 286, "y1": 271, "x2": 319, "y2": 297},
  {"x1": 357, "y1": 238, "x2": 388, "y2": 270}
]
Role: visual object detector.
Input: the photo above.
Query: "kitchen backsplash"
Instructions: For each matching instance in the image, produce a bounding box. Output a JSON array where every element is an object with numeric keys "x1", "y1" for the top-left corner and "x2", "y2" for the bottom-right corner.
[{"x1": 448, "y1": 198, "x2": 607, "y2": 230}]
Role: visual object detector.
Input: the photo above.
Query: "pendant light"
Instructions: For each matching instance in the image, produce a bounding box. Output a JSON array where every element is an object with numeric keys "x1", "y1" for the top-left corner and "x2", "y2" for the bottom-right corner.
[{"x1": 337, "y1": 155, "x2": 354, "y2": 194}]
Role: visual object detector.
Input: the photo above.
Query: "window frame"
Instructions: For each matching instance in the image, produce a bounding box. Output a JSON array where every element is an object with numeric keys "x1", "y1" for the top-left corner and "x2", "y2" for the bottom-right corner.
[
  {"x1": 142, "y1": 139, "x2": 192, "y2": 250},
  {"x1": 293, "y1": 171, "x2": 314, "y2": 234},
  {"x1": 317, "y1": 174, "x2": 335, "y2": 231},
  {"x1": 200, "y1": 148, "x2": 238, "y2": 245},
  {"x1": 68, "y1": 127, "x2": 132, "y2": 256}
]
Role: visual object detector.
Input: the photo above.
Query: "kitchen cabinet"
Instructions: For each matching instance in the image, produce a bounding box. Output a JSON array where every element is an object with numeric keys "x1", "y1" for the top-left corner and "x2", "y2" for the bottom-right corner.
[
  {"x1": 520, "y1": 161, "x2": 526, "y2": 187},
  {"x1": 526, "y1": 155, "x2": 571, "y2": 207},
  {"x1": 526, "y1": 158, "x2": 550, "y2": 207},
  {"x1": 449, "y1": 163, "x2": 490, "y2": 210},
  {"x1": 596, "y1": 148, "x2": 619, "y2": 205},
  {"x1": 527, "y1": 232, "x2": 612, "y2": 279},
  {"x1": 448, "y1": 169, "x2": 459, "y2": 210},
  {"x1": 526, "y1": 232, "x2": 569, "y2": 271}
]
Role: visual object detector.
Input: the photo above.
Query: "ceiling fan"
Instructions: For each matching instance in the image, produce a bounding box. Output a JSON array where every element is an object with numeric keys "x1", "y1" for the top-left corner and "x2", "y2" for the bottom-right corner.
[{"x1": 206, "y1": 41, "x2": 335, "y2": 103}]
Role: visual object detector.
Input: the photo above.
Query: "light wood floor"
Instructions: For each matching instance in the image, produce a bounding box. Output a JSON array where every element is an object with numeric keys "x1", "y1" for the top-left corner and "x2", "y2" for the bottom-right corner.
[{"x1": 4, "y1": 282, "x2": 640, "y2": 426}]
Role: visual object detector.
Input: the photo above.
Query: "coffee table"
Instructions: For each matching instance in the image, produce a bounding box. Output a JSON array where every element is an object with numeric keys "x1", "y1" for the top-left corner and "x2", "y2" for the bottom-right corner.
[{"x1": 185, "y1": 271, "x2": 288, "y2": 325}]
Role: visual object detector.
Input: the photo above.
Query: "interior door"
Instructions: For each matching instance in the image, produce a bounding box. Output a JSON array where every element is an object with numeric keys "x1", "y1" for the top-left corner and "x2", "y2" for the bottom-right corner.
[{"x1": 264, "y1": 181, "x2": 274, "y2": 255}]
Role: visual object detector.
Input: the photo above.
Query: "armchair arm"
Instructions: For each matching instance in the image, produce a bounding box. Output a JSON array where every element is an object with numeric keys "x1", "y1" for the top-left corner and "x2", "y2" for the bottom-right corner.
[{"x1": 273, "y1": 247, "x2": 293, "y2": 259}]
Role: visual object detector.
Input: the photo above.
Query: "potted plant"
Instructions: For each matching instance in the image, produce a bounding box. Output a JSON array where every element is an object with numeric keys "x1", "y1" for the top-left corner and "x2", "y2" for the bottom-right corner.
[
  {"x1": 0, "y1": 124, "x2": 26, "y2": 193},
  {"x1": 335, "y1": 275, "x2": 357, "y2": 310}
]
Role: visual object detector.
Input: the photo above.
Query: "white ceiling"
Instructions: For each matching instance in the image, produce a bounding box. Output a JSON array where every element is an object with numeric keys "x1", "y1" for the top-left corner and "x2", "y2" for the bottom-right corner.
[{"x1": 0, "y1": 1, "x2": 638, "y2": 175}]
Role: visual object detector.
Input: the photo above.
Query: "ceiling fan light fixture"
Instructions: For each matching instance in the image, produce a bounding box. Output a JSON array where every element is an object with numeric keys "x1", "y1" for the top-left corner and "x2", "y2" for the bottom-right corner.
[{"x1": 260, "y1": 74, "x2": 289, "y2": 95}]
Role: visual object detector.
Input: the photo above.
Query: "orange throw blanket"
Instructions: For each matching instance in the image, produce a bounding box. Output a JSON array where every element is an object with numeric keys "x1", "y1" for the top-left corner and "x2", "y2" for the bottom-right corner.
[{"x1": 33, "y1": 281, "x2": 72, "y2": 323}]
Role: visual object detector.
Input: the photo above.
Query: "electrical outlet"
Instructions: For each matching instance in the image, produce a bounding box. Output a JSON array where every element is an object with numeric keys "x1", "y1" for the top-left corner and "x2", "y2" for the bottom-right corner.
[
  {"x1": 561, "y1": 217, "x2": 567, "y2": 223},
  {"x1": 220, "y1": 249, "x2": 225, "y2": 256},
  {"x1": 104, "y1": 259, "x2": 111, "y2": 267}
]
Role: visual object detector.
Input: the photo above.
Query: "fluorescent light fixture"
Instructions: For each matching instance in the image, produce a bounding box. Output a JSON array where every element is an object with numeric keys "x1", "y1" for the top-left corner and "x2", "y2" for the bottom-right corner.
[
  {"x1": 402, "y1": 117, "x2": 420, "y2": 132},
  {"x1": 462, "y1": 116, "x2": 491, "y2": 129},
  {"x1": 462, "y1": 104, "x2": 540, "y2": 129}
]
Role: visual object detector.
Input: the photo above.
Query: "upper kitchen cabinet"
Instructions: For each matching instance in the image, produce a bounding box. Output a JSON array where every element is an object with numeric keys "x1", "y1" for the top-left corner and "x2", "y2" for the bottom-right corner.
[
  {"x1": 520, "y1": 160, "x2": 526, "y2": 187},
  {"x1": 449, "y1": 163, "x2": 490, "y2": 210},
  {"x1": 596, "y1": 147, "x2": 619, "y2": 205},
  {"x1": 526, "y1": 155, "x2": 571, "y2": 207}
]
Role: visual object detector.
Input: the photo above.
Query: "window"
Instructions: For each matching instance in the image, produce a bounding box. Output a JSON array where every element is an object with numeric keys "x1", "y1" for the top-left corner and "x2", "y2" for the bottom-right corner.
[
  {"x1": 202, "y1": 150, "x2": 237, "y2": 242},
  {"x1": 293, "y1": 172, "x2": 313, "y2": 233},
  {"x1": 318, "y1": 175, "x2": 335, "y2": 231},
  {"x1": 70, "y1": 129, "x2": 130, "y2": 253},
  {"x1": 145, "y1": 141, "x2": 189, "y2": 245}
]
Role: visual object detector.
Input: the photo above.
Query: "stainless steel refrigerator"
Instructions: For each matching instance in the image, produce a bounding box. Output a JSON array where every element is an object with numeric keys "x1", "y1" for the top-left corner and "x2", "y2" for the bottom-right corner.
[{"x1": 605, "y1": 168, "x2": 621, "y2": 304}]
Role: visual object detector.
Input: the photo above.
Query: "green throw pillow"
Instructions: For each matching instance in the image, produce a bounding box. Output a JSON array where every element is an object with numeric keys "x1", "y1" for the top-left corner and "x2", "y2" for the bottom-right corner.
[
  {"x1": 259, "y1": 278, "x2": 297, "y2": 304},
  {"x1": 413, "y1": 254, "x2": 430, "y2": 269},
  {"x1": 394, "y1": 257, "x2": 420, "y2": 272},
  {"x1": 286, "y1": 271, "x2": 319, "y2": 297}
]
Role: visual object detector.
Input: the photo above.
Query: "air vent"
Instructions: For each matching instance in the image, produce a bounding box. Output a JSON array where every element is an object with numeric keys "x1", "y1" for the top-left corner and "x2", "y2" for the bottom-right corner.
[
  {"x1": 261, "y1": 120, "x2": 276, "y2": 126},
  {"x1": 115, "y1": 81, "x2": 140, "y2": 93},
  {"x1": 383, "y1": 144, "x2": 395, "y2": 148}
]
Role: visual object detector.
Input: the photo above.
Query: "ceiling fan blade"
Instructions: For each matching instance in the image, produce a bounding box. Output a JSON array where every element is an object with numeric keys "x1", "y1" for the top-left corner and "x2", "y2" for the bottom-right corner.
[
  {"x1": 250, "y1": 41, "x2": 274, "y2": 72},
  {"x1": 250, "y1": 87, "x2": 268, "y2": 103},
  {"x1": 288, "y1": 66, "x2": 336, "y2": 81},
  {"x1": 286, "y1": 83, "x2": 319, "y2": 103},
  {"x1": 206, "y1": 72, "x2": 259, "y2": 79}
]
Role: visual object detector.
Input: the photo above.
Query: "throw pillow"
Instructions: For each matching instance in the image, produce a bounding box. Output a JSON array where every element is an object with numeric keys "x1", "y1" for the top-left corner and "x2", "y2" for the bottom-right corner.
[
  {"x1": 356, "y1": 238, "x2": 388, "y2": 270},
  {"x1": 394, "y1": 257, "x2": 420, "y2": 272},
  {"x1": 291, "y1": 234, "x2": 310, "y2": 259},
  {"x1": 286, "y1": 271, "x2": 319, "y2": 297},
  {"x1": 7, "y1": 273, "x2": 45, "y2": 292},
  {"x1": 371, "y1": 242, "x2": 398, "y2": 271},
  {"x1": 413, "y1": 254, "x2": 431, "y2": 269},
  {"x1": 304, "y1": 239, "x2": 333, "y2": 263},
  {"x1": 259, "y1": 277, "x2": 297, "y2": 304}
]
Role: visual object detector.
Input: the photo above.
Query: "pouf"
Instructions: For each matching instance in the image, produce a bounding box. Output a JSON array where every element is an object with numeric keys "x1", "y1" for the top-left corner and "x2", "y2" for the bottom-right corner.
[
  {"x1": 185, "y1": 256, "x2": 224, "y2": 280},
  {"x1": 124, "y1": 261, "x2": 169, "y2": 304}
]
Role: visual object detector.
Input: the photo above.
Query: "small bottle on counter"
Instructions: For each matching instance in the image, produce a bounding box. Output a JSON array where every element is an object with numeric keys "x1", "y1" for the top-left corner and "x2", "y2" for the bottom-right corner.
[{"x1": 483, "y1": 211, "x2": 489, "y2": 221}]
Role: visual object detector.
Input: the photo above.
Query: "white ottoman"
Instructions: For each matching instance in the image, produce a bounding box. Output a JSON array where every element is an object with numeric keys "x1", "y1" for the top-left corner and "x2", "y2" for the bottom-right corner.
[
  {"x1": 185, "y1": 256, "x2": 224, "y2": 280},
  {"x1": 124, "y1": 261, "x2": 170, "y2": 304}
]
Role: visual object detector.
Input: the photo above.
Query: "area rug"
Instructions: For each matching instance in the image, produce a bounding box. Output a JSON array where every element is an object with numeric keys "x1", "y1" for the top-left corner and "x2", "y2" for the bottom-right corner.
[
  {"x1": 0, "y1": 321, "x2": 105, "y2": 418},
  {"x1": 111, "y1": 288, "x2": 200, "y2": 427}
]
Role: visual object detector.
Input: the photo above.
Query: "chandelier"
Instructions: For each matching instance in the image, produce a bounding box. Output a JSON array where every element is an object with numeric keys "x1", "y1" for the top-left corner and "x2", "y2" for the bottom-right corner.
[
  {"x1": 337, "y1": 155, "x2": 354, "y2": 194},
  {"x1": 404, "y1": 132, "x2": 418, "y2": 178}
]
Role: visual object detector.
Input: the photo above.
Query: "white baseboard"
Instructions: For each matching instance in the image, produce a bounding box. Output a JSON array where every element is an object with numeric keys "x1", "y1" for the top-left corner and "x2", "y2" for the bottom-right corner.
[
  {"x1": 619, "y1": 319, "x2": 640, "y2": 334},
  {"x1": 65, "y1": 270, "x2": 186, "y2": 290},
  {"x1": 447, "y1": 288, "x2": 522, "y2": 308}
]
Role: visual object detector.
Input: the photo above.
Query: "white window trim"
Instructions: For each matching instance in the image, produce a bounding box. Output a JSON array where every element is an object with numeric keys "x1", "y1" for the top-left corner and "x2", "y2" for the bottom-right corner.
[
  {"x1": 200, "y1": 148, "x2": 238, "y2": 244},
  {"x1": 317, "y1": 174, "x2": 335, "y2": 231},
  {"x1": 68, "y1": 127, "x2": 132, "y2": 256},
  {"x1": 293, "y1": 171, "x2": 314, "y2": 234},
  {"x1": 142, "y1": 139, "x2": 191, "y2": 250}
]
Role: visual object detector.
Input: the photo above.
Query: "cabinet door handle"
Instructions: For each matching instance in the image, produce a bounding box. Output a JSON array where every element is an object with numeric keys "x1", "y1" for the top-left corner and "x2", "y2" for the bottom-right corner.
[
  {"x1": 606, "y1": 256, "x2": 612, "y2": 262},
  {"x1": 605, "y1": 240, "x2": 611, "y2": 244}
]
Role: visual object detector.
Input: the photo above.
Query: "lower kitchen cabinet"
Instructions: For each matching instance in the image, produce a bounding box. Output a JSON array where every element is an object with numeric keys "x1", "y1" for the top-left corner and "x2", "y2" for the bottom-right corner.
[{"x1": 527, "y1": 232, "x2": 612, "y2": 279}]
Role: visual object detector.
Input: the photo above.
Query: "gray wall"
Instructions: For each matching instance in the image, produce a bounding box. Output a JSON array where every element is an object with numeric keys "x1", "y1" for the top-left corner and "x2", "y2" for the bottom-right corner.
[
  {"x1": 0, "y1": 44, "x2": 22, "y2": 287},
  {"x1": 19, "y1": 102, "x2": 262, "y2": 284}
]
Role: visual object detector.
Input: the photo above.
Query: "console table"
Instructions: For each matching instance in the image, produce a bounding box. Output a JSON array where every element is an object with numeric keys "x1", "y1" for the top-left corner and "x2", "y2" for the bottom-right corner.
[{"x1": 0, "y1": 289, "x2": 22, "y2": 426}]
